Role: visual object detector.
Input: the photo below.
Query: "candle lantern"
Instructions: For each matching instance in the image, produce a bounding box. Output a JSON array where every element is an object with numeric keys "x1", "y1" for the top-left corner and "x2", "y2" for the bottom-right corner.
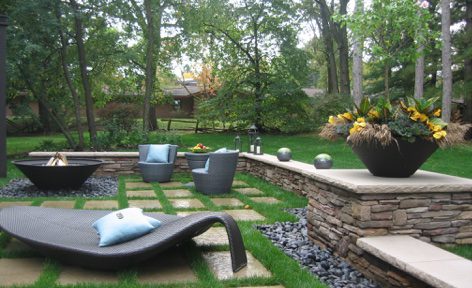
[
  {"x1": 247, "y1": 124, "x2": 258, "y2": 153},
  {"x1": 254, "y1": 137, "x2": 263, "y2": 155},
  {"x1": 233, "y1": 135, "x2": 242, "y2": 152}
]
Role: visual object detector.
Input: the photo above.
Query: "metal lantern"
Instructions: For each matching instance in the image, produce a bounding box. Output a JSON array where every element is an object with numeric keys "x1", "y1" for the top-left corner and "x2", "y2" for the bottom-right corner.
[
  {"x1": 247, "y1": 124, "x2": 258, "y2": 153},
  {"x1": 234, "y1": 135, "x2": 242, "y2": 152},
  {"x1": 254, "y1": 137, "x2": 263, "y2": 155}
]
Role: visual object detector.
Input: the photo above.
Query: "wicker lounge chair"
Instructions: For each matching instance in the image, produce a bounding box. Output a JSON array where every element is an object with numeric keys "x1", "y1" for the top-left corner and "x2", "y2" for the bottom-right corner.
[
  {"x1": 138, "y1": 144, "x2": 178, "y2": 182},
  {"x1": 192, "y1": 151, "x2": 239, "y2": 195},
  {"x1": 0, "y1": 206, "x2": 247, "y2": 272}
]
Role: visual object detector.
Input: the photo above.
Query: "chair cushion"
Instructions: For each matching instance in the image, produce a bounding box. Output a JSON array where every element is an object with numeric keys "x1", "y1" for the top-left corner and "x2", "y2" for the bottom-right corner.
[
  {"x1": 205, "y1": 147, "x2": 228, "y2": 171},
  {"x1": 92, "y1": 208, "x2": 161, "y2": 247},
  {"x1": 145, "y1": 144, "x2": 170, "y2": 163}
]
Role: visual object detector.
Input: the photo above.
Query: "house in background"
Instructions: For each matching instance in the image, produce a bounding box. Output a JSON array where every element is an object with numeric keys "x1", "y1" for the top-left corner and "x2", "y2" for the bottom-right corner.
[{"x1": 156, "y1": 81, "x2": 201, "y2": 118}]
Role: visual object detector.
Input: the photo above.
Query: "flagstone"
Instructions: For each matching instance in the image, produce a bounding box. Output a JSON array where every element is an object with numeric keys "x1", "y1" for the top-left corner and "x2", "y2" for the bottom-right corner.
[
  {"x1": 0, "y1": 201, "x2": 31, "y2": 208},
  {"x1": 238, "y1": 286, "x2": 285, "y2": 288},
  {"x1": 4, "y1": 238, "x2": 34, "y2": 254},
  {"x1": 193, "y1": 227, "x2": 229, "y2": 246},
  {"x1": 232, "y1": 180, "x2": 249, "y2": 186},
  {"x1": 235, "y1": 187, "x2": 264, "y2": 195},
  {"x1": 126, "y1": 190, "x2": 156, "y2": 198},
  {"x1": 137, "y1": 250, "x2": 197, "y2": 284},
  {"x1": 224, "y1": 209, "x2": 266, "y2": 221},
  {"x1": 0, "y1": 258, "x2": 43, "y2": 286},
  {"x1": 126, "y1": 182, "x2": 152, "y2": 189},
  {"x1": 83, "y1": 200, "x2": 118, "y2": 210},
  {"x1": 250, "y1": 197, "x2": 281, "y2": 204},
  {"x1": 203, "y1": 251, "x2": 271, "y2": 280},
  {"x1": 128, "y1": 200, "x2": 162, "y2": 209},
  {"x1": 211, "y1": 198, "x2": 244, "y2": 207},
  {"x1": 176, "y1": 210, "x2": 211, "y2": 217},
  {"x1": 40, "y1": 200, "x2": 75, "y2": 209},
  {"x1": 159, "y1": 182, "x2": 183, "y2": 188},
  {"x1": 57, "y1": 265, "x2": 118, "y2": 285},
  {"x1": 163, "y1": 189, "x2": 193, "y2": 198},
  {"x1": 170, "y1": 198, "x2": 205, "y2": 209}
]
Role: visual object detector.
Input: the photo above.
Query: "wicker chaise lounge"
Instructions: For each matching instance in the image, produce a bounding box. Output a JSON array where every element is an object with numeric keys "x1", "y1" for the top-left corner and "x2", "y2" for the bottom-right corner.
[{"x1": 0, "y1": 206, "x2": 247, "y2": 272}]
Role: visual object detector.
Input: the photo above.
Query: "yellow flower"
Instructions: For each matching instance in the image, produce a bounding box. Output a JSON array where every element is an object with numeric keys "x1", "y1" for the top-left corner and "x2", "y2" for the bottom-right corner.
[
  {"x1": 407, "y1": 106, "x2": 417, "y2": 113},
  {"x1": 328, "y1": 115, "x2": 336, "y2": 124},
  {"x1": 433, "y1": 130, "x2": 447, "y2": 140},
  {"x1": 433, "y1": 109, "x2": 441, "y2": 117},
  {"x1": 419, "y1": 113, "x2": 428, "y2": 122},
  {"x1": 410, "y1": 111, "x2": 421, "y2": 121},
  {"x1": 400, "y1": 101, "x2": 408, "y2": 110},
  {"x1": 342, "y1": 112, "x2": 354, "y2": 121},
  {"x1": 368, "y1": 109, "x2": 380, "y2": 118},
  {"x1": 356, "y1": 117, "x2": 366, "y2": 123},
  {"x1": 349, "y1": 120, "x2": 366, "y2": 134}
]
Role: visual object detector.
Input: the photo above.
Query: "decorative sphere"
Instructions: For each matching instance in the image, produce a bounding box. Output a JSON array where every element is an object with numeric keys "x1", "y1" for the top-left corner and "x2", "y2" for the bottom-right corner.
[
  {"x1": 277, "y1": 147, "x2": 292, "y2": 161},
  {"x1": 314, "y1": 153, "x2": 333, "y2": 169}
]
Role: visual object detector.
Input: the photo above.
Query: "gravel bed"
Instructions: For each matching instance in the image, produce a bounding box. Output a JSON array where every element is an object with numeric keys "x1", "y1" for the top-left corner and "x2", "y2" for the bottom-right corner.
[
  {"x1": 256, "y1": 208, "x2": 379, "y2": 288},
  {"x1": 0, "y1": 177, "x2": 118, "y2": 198}
]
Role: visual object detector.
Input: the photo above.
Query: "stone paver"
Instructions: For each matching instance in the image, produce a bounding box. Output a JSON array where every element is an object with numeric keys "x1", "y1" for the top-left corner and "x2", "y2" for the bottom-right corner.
[
  {"x1": 163, "y1": 189, "x2": 193, "y2": 198},
  {"x1": 235, "y1": 187, "x2": 264, "y2": 195},
  {"x1": 137, "y1": 250, "x2": 197, "y2": 284},
  {"x1": 40, "y1": 200, "x2": 75, "y2": 209},
  {"x1": 159, "y1": 182, "x2": 183, "y2": 188},
  {"x1": 126, "y1": 190, "x2": 157, "y2": 198},
  {"x1": 57, "y1": 265, "x2": 118, "y2": 285},
  {"x1": 128, "y1": 200, "x2": 162, "y2": 209},
  {"x1": 0, "y1": 258, "x2": 43, "y2": 286},
  {"x1": 211, "y1": 198, "x2": 244, "y2": 207},
  {"x1": 176, "y1": 210, "x2": 211, "y2": 217},
  {"x1": 238, "y1": 286, "x2": 285, "y2": 288},
  {"x1": 232, "y1": 180, "x2": 248, "y2": 186},
  {"x1": 4, "y1": 238, "x2": 34, "y2": 254},
  {"x1": 203, "y1": 251, "x2": 271, "y2": 280},
  {"x1": 250, "y1": 197, "x2": 281, "y2": 204},
  {"x1": 224, "y1": 209, "x2": 266, "y2": 221},
  {"x1": 170, "y1": 199, "x2": 205, "y2": 209},
  {"x1": 0, "y1": 201, "x2": 31, "y2": 208},
  {"x1": 126, "y1": 182, "x2": 152, "y2": 189},
  {"x1": 193, "y1": 227, "x2": 229, "y2": 247},
  {"x1": 83, "y1": 200, "x2": 118, "y2": 210}
]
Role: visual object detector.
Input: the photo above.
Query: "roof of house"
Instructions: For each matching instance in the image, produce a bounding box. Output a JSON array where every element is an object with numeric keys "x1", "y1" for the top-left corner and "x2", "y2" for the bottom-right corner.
[{"x1": 164, "y1": 86, "x2": 202, "y2": 98}]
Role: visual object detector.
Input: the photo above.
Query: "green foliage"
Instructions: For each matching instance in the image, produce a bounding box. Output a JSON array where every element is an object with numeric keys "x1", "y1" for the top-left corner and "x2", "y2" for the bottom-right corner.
[
  {"x1": 388, "y1": 114, "x2": 431, "y2": 142},
  {"x1": 311, "y1": 94, "x2": 354, "y2": 128},
  {"x1": 34, "y1": 139, "x2": 71, "y2": 152}
]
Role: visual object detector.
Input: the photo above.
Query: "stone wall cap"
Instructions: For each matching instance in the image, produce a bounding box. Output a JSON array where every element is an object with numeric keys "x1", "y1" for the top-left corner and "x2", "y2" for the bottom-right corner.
[
  {"x1": 358, "y1": 235, "x2": 472, "y2": 288},
  {"x1": 29, "y1": 151, "x2": 139, "y2": 157},
  {"x1": 241, "y1": 152, "x2": 315, "y2": 174}
]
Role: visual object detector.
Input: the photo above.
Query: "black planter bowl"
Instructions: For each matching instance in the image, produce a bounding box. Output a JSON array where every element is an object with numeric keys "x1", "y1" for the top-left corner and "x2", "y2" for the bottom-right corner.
[
  {"x1": 184, "y1": 152, "x2": 210, "y2": 170},
  {"x1": 13, "y1": 158, "x2": 103, "y2": 190},
  {"x1": 349, "y1": 137, "x2": 438, "y2": 178}
]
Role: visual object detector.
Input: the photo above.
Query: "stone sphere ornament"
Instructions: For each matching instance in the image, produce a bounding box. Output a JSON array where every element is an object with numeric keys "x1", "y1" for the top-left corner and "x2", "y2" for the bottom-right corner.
[
  {"x1": 277, "y1": 147, "x2": 292, "y2": 161},
  {"x1": 314, "y1": 153, "x2": 333, "y2": 169}
]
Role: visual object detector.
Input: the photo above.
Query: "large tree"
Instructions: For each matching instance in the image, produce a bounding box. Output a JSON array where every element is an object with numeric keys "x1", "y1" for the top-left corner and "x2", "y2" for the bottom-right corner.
[{"x1": 441, "y1": 0, "x2": 452, "y2": 122}]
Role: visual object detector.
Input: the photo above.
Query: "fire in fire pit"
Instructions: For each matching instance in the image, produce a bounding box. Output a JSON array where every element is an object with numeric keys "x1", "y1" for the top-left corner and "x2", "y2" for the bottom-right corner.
[{"x1": 46, "y1": 152, "x2": 69, "y2": 166}]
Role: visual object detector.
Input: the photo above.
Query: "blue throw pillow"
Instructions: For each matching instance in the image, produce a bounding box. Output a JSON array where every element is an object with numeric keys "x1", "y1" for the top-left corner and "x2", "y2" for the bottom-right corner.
[
  {"x1": 205, "y1": 147, "x2": 228, "y2": 172},
  {"x1": 92, "y1": 208, "x2": 161, "y2": 247},
  {"x1": 145, "y1": 144, "x2": 170, "y2": 163}
]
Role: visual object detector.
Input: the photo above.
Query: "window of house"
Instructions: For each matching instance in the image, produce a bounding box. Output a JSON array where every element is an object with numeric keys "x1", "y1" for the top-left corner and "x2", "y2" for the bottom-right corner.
[{"x1": 173, "y1": 99, "x2": 181, "y2": 111}]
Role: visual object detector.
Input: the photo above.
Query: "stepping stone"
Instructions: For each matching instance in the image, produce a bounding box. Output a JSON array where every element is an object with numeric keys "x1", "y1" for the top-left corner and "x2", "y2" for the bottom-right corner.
[
  {"x1": 128, "y1": 200, "x2": 162, "y2": 209},
  {"x1": 170, "y1": 199, "x2": 205, "y2": 209},
  {"x1": 126, "y1": 190, "x2": 156, "y2": 198},
  {"x1": 0, "y1": 258, "x2": 43, "y2": 286},
  {"x1": 137, "y1": 250, "x2": 197, "y2": 284},
  {"x1": 163, "y1": 189, "x2": 193, "y2": 198},
  {"x1": 203, "y1": 251, "x2": 271, "y2": 280},
  {"x1": 4, "y1": 238, "x2": 34, "y2": 254},
  {"x1": 250, "y1": 197, "x2": 281, "y2": 204},
  {"x1": 211, "y1": 198, "x2": 244, "y2": 207},
  {"x1": 0, "y1": 201, "x2": 31, "y2": 208},
  {"x1": 126, "y1": 182, "x2": 152, "y2": 189},
  {"x1": 40, "y1": 200, "x2": 75, "y2": 209},
  {"x1": 232, "y1": 180, "x2": 248, "y2": 186},
  {"x1": 57, "y1": 265, "x2": 118, "y2": 285},
  {"x1": 238, "y1": 286, "x2": 285, "y2": 288},
  {"x1": 224, "y1": 209, "x2": 265, "y2": 221},
  {"x1": 235, "y1": 187, "x2": 264, "y2": 196},
  {"x1": 176, "y1": 210, "x2": 211, "y2": 217},
  {"x1": 83, "y1": 200, "x2": 118, "y2": 210},
  {"x1": 193, "y1": 227, "x2": 229, "y2": 247},
  {"x1": 159, "y1": 182, "x2": 183, "y2": 188}
]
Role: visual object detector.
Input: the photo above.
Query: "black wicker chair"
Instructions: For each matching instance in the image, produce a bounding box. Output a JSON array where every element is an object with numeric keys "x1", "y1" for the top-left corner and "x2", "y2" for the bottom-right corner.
[{"x1": 0, "y1": 206, "x2": 247, "y2": 272}]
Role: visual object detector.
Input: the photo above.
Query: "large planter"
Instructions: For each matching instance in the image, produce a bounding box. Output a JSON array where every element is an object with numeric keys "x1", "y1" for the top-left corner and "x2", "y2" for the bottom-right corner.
[
  {"x1": 13, "y1": 158, "x2": 103, "y2": 190},
  {"x1": 184, "y1": 152, "x2": 210, "y2": 170},
  {"x1": 349, "y1": 137, "x2": 438, "y2": 177}
]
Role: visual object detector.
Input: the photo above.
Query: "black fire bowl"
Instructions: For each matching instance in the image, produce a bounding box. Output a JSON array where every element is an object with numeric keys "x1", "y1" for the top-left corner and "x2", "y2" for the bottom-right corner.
[{"x1": 12, "y1": 158, "x2": 103, "y2": 190}]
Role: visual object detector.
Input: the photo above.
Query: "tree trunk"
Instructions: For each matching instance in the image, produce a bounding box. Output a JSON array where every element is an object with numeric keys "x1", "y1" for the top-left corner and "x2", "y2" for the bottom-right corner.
[
  {"x1": 337, "y1": 0, "x2": 350, "y2": 95},
  {"x1": 384, "y1": 64, "x2": 390, "y2": 99},
  {"x1": 38, "y1": 98, "x2": 51, "y2": 134},
  {"x1": 70, "y1": 0, "x2": 97, "y2": 147},
  {"x1": 253, "y1": 20, "x2": 263, "y2": 130},
  {"x1": 352, "y1": 0, "x2": 363, "y2": 105},
  {"x1": 414, "y1": 44, "x2": 425, "y2": 99},
  {"x1": 463, "y1": 0, "x2": 472, "y2": 122},
  {"x1": 55, "y1": 0, "x2": 84, "y2": 149},
  {"x1": 316, "y1": 5, "x2": 338, "y2": 94},
  {"x1": 441, "y1": 0, "x2": 452, "y2": 123}
]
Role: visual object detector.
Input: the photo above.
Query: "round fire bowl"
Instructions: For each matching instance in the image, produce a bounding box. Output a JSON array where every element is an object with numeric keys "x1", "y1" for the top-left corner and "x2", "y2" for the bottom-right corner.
[{"x1": 13, "y1": 158, "x2": 103, "y2": 190}]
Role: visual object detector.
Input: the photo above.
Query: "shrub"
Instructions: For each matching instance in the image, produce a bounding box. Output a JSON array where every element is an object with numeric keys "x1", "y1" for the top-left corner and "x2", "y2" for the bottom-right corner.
[{"x1": 311, "y1": 93, "x2": 354, "y2": 129}]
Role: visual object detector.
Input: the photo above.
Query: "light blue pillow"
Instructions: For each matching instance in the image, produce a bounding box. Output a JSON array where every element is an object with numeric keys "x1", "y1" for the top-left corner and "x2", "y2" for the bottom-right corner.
[
  {"x1": 92, "y1": 208, "x2": 161, "y2": 247},
  {"x1": 145, "y1": 144, "x2": 170, "y2": 163},
  {"x1": 205, "y1": 147, "x2": 228, "y2": 172}
]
